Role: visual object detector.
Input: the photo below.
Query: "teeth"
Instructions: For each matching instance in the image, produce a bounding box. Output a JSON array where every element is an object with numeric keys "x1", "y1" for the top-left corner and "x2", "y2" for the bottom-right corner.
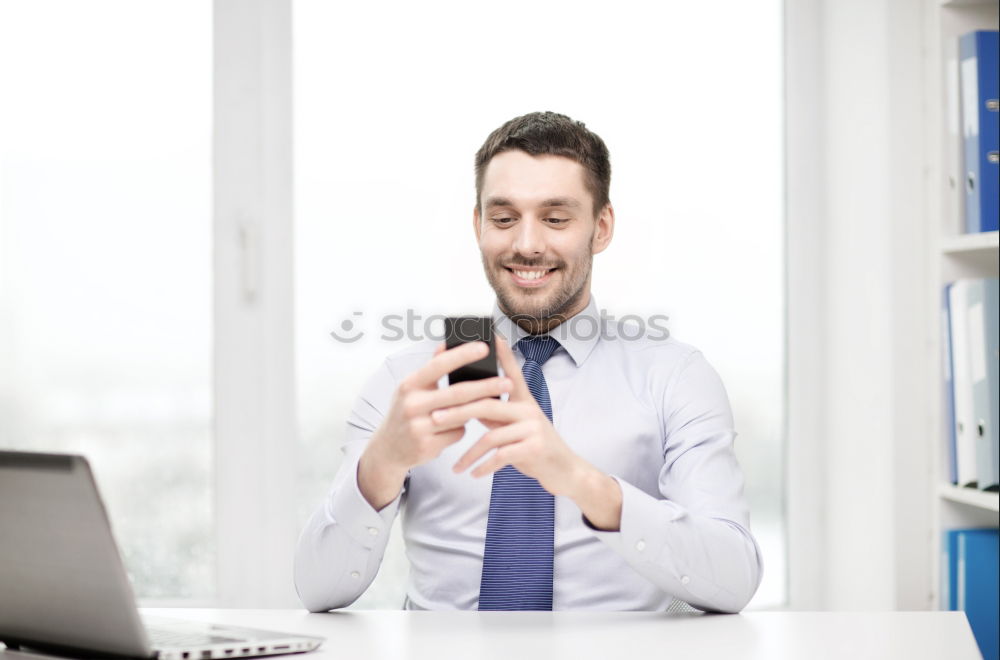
[{"x1": 513, "y1": 269, "x2": 549, "y2": 280}]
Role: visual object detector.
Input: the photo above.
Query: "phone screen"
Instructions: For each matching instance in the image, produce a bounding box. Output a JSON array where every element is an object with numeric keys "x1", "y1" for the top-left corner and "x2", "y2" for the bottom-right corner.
[{"x1": 444, "y1": 316, "x2": 500, "y2": 393}]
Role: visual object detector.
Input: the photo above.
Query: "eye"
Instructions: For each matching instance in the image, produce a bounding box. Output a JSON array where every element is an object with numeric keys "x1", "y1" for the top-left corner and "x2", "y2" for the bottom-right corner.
[
  {"x1": 492, "y1": 217, "x2": 516, "y2": 226},
  {"x1": 546, "y1": 217, "x2": 570, "y2": 225}
]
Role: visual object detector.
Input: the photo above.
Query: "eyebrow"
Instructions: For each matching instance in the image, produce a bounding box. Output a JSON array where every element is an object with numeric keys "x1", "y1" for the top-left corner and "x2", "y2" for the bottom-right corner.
[{"x1": 484, "y1": 196, "x2": 582, "y2": 210}]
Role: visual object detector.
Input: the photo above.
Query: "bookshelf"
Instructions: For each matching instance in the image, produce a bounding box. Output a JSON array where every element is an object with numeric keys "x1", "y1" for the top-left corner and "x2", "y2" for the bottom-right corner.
[
  {"x1": 939, "y1": 482, "x2": 1000, "y2": 511},
  {"x1": 927, "y1": 0, "x2": 1000, "y2": 612}
]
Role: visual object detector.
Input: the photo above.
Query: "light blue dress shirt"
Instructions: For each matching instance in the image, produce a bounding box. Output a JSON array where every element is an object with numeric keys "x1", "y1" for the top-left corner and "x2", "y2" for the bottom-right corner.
[{"x1": 294, "y1": 295, "x2": 764, "y2": 613}]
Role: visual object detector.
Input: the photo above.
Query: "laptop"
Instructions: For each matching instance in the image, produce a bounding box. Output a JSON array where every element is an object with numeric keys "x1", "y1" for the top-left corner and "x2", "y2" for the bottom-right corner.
[{"x1": 0, "y1": 450, "x2": 324, "y2": 659}]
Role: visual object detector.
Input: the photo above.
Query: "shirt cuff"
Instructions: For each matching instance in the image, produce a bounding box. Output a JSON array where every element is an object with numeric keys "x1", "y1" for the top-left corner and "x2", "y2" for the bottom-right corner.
[
  {"x1": 326, "y1": 456, "x2": 404, "y2": 550},
  {"x1": 581, "y1": 475, "x2": 685, "y2": 562}
]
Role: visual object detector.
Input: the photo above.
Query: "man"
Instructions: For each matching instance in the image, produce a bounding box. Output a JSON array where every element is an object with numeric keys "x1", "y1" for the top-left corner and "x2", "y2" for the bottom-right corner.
[{"x1": 294, "y1": 111, "x2": 763, "y2": 612}]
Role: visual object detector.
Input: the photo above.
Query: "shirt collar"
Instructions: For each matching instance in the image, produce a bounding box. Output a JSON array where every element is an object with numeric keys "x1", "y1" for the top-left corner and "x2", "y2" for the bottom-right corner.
[{"x1": 490, "y1": 293, "x2": 602, "y2": 368}]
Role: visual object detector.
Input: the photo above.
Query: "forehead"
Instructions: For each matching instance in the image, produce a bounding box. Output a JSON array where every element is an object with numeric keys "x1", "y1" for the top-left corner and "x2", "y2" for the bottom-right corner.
[{"x1": 481, "y1": 150, "x2": 591, "y2": 208}]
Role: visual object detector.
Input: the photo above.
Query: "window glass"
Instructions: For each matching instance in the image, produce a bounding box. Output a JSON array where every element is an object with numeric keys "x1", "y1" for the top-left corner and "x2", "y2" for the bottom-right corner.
[
  {"x1": 0, "y1": 0, "x2": 213, "y2": 600},
  {"x1": 294, "y1": 0, "x2": 785, "y2": 608}
]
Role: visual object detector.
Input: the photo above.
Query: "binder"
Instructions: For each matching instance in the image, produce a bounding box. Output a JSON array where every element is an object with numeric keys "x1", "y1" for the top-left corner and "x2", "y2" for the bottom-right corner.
[
  {"x1": 943, "y1": 283, "x2": 958, "y2": 485},
  {"x1": 941, "y1": 529, "x2": 960, "y2": 611},
  {"x1": 949, "y1": 280, "x2": 980, "y2": 488},
  {"x1": 959, "y1": 30, "x2": 999, "y2": 233},
  {"x1": 943, "y1": 528, "x2": 1000, "y2": 660},
  {"x1": 967, "y1": 278, "x2": 1000, "y2": 492}
]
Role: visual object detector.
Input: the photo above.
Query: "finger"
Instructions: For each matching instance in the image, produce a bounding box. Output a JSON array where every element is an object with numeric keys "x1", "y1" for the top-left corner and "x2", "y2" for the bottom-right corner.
[
  {"x1": 471, "y1": 445, "x2": 521, "y2": 478},
  {"x1": 430, "y1": 397, "x2": 520, "y2": 430},
  {"x1": 409, "y1": 340, "x2": 491, "y2": 390},
  {"x1": 478, "y1": 419, "x2": 506, "y2": 432},
  {"x1": 431, "y1": 426, "x2": 465, "y2": 449},
  {"x1": 452, "y1": 420, "x2": 533, "y2": 473},
  {"x1": 423, "y1": 376, "x2": 513, "y2": 413},
  {"x1": 494, "y1": 335, "x2": 532, "y2": 401},
  {"x1": 399, "y1": 376, "x2": 512, "y2": 426}
]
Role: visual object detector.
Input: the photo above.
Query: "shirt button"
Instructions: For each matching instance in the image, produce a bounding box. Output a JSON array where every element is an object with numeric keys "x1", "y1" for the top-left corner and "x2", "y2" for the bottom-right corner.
[
  {"x1": 635, "y1": 540, "x2": 646, "y2": 552},
  {"x1": 350, "y1": 571, "x2": 360, "y2": 579},
  {"x1": 681, "y1": 575, "x2": 691, "y2": 585},
  {"x1": 367, "y1": 527, "x2": 379, "y2": 536}
]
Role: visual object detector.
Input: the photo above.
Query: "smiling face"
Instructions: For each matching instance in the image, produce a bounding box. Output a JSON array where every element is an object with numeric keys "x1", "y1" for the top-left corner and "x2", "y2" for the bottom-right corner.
[{"x1": 474, "y1": 149, "x2": 614, "y2": 334}]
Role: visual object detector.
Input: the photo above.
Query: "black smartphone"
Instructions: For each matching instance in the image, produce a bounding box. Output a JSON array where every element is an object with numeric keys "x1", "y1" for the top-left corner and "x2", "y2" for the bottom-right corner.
[{"x1": 444, "y1": 316, "x2": 500, "y2": 396}]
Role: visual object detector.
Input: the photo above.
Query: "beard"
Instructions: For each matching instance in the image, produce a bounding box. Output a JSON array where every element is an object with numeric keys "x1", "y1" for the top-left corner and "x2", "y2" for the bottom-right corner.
[{"x1": 481, "y1": 249, "x2": 592, "y2": 335}]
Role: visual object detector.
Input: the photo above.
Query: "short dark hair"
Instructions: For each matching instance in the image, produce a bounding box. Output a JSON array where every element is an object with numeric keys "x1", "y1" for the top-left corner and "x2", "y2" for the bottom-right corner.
[{"x1": 474, "y1": 111, "x2": 611, "y2": 217}]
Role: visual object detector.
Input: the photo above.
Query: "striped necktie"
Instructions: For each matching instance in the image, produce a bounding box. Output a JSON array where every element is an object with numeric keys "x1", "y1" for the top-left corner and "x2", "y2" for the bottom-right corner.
[{"x1": 478, "y1": 334, "x2": 561, "y2": 610}]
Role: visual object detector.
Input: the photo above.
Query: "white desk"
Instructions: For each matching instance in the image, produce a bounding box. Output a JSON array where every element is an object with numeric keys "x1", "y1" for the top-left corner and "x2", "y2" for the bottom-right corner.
[{"x1": 0, "y1": 608, "x2": 983, "y2": 660}]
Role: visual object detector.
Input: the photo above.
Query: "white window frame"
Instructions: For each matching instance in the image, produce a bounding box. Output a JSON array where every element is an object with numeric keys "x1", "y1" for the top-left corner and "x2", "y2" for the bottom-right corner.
[
  {"x1": 213, "y1": 0, "x2": 299, "y2": 607},
  {"x1": 784, "y1": 0, "x2": 826, "y2": 611},
  {"x1": 210, "y1": 0, "x2": 809, "y2": 610}
]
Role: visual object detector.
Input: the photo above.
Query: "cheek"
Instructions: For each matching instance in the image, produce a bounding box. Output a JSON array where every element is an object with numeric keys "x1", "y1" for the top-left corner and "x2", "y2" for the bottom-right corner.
[
  {"x1": 478, "y1": 235, "x2": 507, "y2": 263},
  {"x1": 479, "y1": 227, "x2": 520, "y2": 251},
  {"x1": 476, "y1": 228, "x2": 498, "y2": 249},
  {"x1": 556, "y1": 236, "x2": 591, "y2": 263}
]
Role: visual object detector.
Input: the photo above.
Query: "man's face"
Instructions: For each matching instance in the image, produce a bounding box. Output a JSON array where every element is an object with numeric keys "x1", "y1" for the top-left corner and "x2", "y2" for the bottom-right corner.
[{"x1": 474, "y1": 150, "x2": 613, "y2": 331}]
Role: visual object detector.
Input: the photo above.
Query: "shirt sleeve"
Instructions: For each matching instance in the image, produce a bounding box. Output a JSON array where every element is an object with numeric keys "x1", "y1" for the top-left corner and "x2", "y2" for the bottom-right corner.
[
  {"x1": 582, "y1": 349, "x2": 765, "y2": 614},
  {"x1": 293, "y1": 358, "x2": 407, "y2": 612}
]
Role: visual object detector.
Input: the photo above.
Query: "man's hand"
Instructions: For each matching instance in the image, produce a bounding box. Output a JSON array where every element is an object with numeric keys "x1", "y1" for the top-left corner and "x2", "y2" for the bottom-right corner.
[
  {"x1": 431, "y1": 336, "x2": 590, "y2": 499},
  {"x1": 359, "y1": 341, "x2": 512, "y2": 511}
]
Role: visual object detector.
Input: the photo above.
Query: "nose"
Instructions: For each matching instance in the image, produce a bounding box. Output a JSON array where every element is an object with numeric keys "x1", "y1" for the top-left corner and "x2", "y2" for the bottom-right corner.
[{"x1": 511, "y1": 216, "x2": 545, "y2": 257}]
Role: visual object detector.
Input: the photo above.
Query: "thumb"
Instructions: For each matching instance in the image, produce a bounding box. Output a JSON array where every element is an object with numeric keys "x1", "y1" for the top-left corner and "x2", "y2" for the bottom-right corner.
[{"x1": 495, "y1": 335, "x2": 530, "y2": 401}]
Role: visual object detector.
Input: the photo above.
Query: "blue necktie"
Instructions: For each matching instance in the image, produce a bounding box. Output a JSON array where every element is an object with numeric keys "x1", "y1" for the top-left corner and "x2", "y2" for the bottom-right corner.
[{"x1": 478, "y1": 334, "x2": 561, "y2": 611}]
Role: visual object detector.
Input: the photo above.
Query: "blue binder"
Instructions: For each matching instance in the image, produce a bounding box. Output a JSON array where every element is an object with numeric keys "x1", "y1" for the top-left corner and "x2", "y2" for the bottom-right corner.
[
  {"x1": 942, "y1": 529, "x2": 960, "y2": 611},
  {"x1": 943, "y1": 528, "x2": 999, "y2": 660},
  {"x1": 959, "y1": 30, "x2": 999, "y2": 233}
]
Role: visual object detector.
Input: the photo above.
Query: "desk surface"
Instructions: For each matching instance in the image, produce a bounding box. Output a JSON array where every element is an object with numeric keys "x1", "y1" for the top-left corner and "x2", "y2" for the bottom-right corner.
[{"x1": 0, "y1": 608, "x2": 983, "y2": 660}]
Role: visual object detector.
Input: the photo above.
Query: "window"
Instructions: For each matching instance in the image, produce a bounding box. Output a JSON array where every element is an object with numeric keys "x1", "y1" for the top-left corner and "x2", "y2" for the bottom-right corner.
[
  {"x1": 294, "y1": 0, "x2": 786, "y2": 608},
  {"x1": 0, "y1": 0, "x2": 212, "y2": 600},
  {"x1": 1, "y1": 0, "x2": 784, "y2": 608}
]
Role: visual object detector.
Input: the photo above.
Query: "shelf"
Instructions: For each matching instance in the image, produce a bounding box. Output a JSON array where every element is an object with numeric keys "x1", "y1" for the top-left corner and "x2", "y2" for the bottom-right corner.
[
  {"x1": 941, "y1": 230, "x2": 1000, "y2": 255},
  {"x1": 927, "y1": 0, "x2": 999, "y2": 615},
  {"x1": 940, "y1": 0, "x2": 999, "y2": 7},
  {"x1": 938, "y1": 483, "x2": 1000, "y2": 512},
  {"x1": 940, "y1": 230, "x2": 1000, "y2": 281}
]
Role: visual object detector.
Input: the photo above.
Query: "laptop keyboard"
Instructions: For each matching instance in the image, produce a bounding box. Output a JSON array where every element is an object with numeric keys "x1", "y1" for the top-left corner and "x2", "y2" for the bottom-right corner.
[{"x1": 148, "y1": 627, "x2": 243, "y2": 648}]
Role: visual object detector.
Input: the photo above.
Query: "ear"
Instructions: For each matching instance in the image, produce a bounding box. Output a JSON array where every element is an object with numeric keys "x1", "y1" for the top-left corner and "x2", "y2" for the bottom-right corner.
[
  {"x1": 591, "y1": 203, "x2": 615, "y2": 255},
  {"x1": 473, "y1": 205, "x2": 482, "y2": 242}
]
